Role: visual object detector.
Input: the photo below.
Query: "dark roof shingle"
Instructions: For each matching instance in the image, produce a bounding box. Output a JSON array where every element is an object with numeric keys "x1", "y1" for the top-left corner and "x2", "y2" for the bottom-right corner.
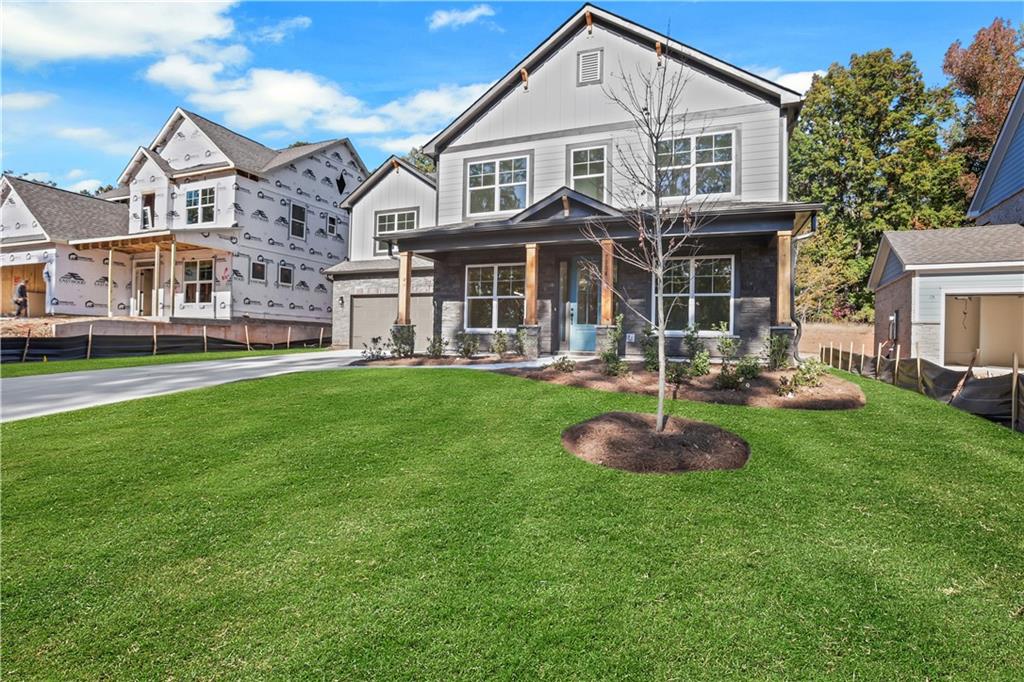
[
  {"x1": 884, "y1": 224, "x2": 1024, "y2": 266},
  {"x1": 5, "y1": 176, "x2": 128, "y2": 242}
]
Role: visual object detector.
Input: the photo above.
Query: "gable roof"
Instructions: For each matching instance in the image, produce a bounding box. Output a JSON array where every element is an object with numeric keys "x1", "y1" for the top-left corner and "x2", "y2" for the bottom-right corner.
[
  {"x1": 2, "y1": 176, "x2": 128, "y2": 243},
  {"x1": 341, "y1": 155, "x2": 436, "y2": 210},
  {"x1": 869, "y1": 224, "x2": 1024, "y2": 289},
  {"x1": 968, "y1": 77, "x2": 1024, "y2": 220},
  {"x1": 422, "y1": 3, "x2": 802, "y2": 156},
  {"x1": 508, "y1": 186, "x2": 621, "y2": 224}
]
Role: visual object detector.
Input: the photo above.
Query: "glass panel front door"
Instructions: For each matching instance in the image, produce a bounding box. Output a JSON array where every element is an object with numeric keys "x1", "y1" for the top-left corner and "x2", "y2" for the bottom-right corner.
[{"x1": 569, "y1": 257, "x2": 601, "y2": 352}]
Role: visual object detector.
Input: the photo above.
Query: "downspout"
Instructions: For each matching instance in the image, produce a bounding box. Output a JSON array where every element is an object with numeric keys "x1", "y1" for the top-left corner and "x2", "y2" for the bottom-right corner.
[{"x1": 790, "y1": 213, "x2": 818, "y2": 364}]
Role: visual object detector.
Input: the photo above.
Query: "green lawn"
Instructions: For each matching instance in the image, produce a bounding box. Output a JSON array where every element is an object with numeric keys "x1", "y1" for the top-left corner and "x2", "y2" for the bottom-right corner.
[
  {"x1": 0, "y1": 346, "x2": 324, "y2": 378},
  {"x1": 3, "y1": 369, "x2": 1022, "y2": 679}
]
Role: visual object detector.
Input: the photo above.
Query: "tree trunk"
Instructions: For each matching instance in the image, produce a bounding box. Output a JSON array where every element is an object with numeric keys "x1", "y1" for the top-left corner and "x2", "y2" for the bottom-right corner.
[{"x1": 655, "y1": 268, "x2": 667, "y2": 433}]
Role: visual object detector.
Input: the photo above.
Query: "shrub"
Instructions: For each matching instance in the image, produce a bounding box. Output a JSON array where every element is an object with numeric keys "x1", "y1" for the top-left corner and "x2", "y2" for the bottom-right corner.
[
  {"x1": 640, "y1": 325, "x2": 659, "y2": 372},
  {"x1": 389, "y1": 325, "x2": 415, "y2": 358},
  {"x1": 549, "y1": 355, "x2": 576, "y2": 373},
  {"x1": 491, "y1": 330, "x2": 509, "y2": 356},
  {"x1": 682, "y1": 325, "x2": 705, "y2": 360},
  {"x1": 425, "y1": 335, "x2": 448, "y2": 359},
  {"x1": 453, "y1": 331, "x2": 480, "y2": 359},
  {"x1": 736, "y1": 355, "x2": 761, "y2": 382},
  {"x1": 512, "y1": 328, "x2": 527, "y2": 356},
  {"x1": 601, "y1": 314, "x2": 628, "y2": 376},
  {"x1": 688, "y1": 349, "x2": 711, "y2": 377},
  {"x1": 714, "y1": 364, "x2": 743, "y2": 390},
  {"x1": 361, "y1": 336, "x2": 388, "y2": 361},
  {"x1": 714, "y1": 322, "x2": 739, "y2": 365},
  {"x1": 763, "y1": 334, "x2": 791, "y2": 371},
  {"x1": 777, "y1": 359, "x2": 829, "y2": 395},
  {"x1": 666, "y1": 361, "x2": 688, "y2": 386}
]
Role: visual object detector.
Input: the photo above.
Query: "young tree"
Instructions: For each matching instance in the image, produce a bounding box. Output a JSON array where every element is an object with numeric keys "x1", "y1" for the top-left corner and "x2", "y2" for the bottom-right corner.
[
  {"x1": 790, "y1": 49, "x2": 967, "y2": 322},
  {"x1": 580, "y1": 60, "x2": 716, "y2": 432},
  {"x1": 943, "y1": 18, "x2": 1024, "y2": 196}
]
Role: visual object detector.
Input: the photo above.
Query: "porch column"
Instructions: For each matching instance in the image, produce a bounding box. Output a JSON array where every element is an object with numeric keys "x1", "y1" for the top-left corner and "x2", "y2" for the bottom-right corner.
[
  {"x1": 600, "y1": 239, "x2": 614, "y2": 326},
  {"x1": 774, "y1": 230, "x2": 793, "y2": 325},
  {"x1": 396, "y1": 251, "x2": 412, "y2": 325},
  {"x1": 524, "y1": 243, "x2": 539, "y2": 326},
  {"x1": 168, "y1": 239, "x2": 176, "y2": 318},
  {"x1": 106, "y1": 247, "x2": 114, "y2": 318},
  {"x1": 152, "y1": 243, "x2": 161, "y2": 318}
]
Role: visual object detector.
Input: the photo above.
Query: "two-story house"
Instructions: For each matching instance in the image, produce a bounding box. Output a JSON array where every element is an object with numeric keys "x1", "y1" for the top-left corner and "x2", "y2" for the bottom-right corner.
[
  {"x1": 334, "y1": 4, "x2": 822, "y2": 358},
  {"x1": 1, "y1": 108, "x2": 367, "y2": 339}
]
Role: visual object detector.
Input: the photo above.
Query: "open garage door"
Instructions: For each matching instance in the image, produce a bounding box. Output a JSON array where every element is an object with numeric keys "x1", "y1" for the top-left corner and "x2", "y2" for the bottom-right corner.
[
  {"x1": 1, "y1": 264, "x2": 46, "y2": 317},
  {"x1": 350, "y1": 294, "x2": 433, "y2": 352}
]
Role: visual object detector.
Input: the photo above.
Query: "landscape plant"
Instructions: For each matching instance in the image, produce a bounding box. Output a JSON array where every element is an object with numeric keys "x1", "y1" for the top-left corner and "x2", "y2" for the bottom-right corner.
[
  {"x1": 425, "y1": 336, "x2": 448, "y2": 359},
  {"x1": 512, "y1": 328, "x2": 527, "y2": 356},
  {"x1": 763, "y1": 334, "x2": 791, "y2": 371},
  {"x1": 453, "y1": 331, "x2": 480, "y2": 359},
  {"x1": 362, "y1": 336, "x2": 389, "y2": 361},
  {"x1": 601, "y1": 314, "x2": 627, "y2": 376},
  {"x1": 549, "y1": 356, "x2": 576, "y2": 373},
  {"x1": 640, "y1": 325, "x2": 659, "y2": 372},
  {"x1": 778, "y1": 358, "x2": 830, "y2": 395},
  {"x1": 389, "y1": 326, "x2": 415, "y2": 358},
  {"x1": 491, "y1": 330, "x2": 509, "y2": 356}
]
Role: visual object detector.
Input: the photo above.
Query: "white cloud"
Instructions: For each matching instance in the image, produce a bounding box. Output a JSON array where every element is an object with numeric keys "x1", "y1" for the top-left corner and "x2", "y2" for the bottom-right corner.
[
  {"x1": 2, "y1": 91, "x2": 59, "y2": 111},
  {"x1": 751, "y1": 67, "x2": 825, "y2": 95},
  {"x1": 66, "y1": 178, "x2": 103, "y2": 193},
  {"x1": 146, "y1": 54, "x2": 227, "y2": 92},
  {"x1": 428, "y1": 4, "x2": 495, "y2": 31},
  {"x1": 2, "y1": 1, "x2": 236, "y2": 64},
  {"x1": 56, "y1": 127, "x2": 138, "y2": 156},
  {"x1": 253, "y1": 16, "x2": 312, "y2": 43},
  {"x1": 378, "y1": 83, "x2": 490, "y2": 131},
  {"x1": 368, "y1": 133, "x2": 435, "y2": 155},
  {"x1": 21, "y1": 171, "x2": 51, "y2": 182},
  {"x1": 66, "y1": 169, "x2": 87, "y2": 180}
]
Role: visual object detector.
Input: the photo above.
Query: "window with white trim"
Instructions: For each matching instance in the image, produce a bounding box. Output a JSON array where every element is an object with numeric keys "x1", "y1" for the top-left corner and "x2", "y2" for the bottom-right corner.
[
  {"x1": 142, "y1": 192, "x2": 155, "y2": 229},
  {"x1": 327, "y1": 214, "x2": 337, "y2": 235},
  {"x1": 465, "y1": 264, "x2": 525, "y2": 330},
  {"x1": 656, "y1": 132, "x2": 733, "y2": 198},
  {"x1": 185, "y1": 187, "x2": 215, "y2": 224},
  {"x1": 250, "y1": 260, "x2": 266, "y2": 282},
  {"x1": 658, "y1": 256, "x2": 734, "y2": 333},
  {"x1": 571, "y1": 146, "x2": 606, "y2": 201},
  {"x1": 183, "y1": 259, "x2": 214, "y2": 304},
  {"x1": 375, "y1": 210, "x2": 416, "y2": 254},
  {"x1": 467, "y1": 156, "x2": 528, "y2": 215},
  {"x1": 290, "y1": 203, "x2": 306, "y2": 239},
  {"x1": 279, "y1": 264, "x2": 294, "y2": 287}
]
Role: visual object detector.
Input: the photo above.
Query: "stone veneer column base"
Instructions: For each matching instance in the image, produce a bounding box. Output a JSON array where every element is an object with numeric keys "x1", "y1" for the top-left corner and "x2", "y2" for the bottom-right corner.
[{"x1": 518, "y1": 325, "x2": 541, "y2": 359}]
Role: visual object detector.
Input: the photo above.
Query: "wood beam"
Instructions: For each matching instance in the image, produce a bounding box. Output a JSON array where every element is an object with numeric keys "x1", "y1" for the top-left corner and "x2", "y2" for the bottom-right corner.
[
  {"x1": 600, "y1": 239, "x2": 614, "y2": 326},
  {"x1": 775, "y1": 229, "x2": 793, "y2": 325},
  {"x1": 524, "y1": 243, "x2": 539, "y2": 325},
  {"x1": 396, "y1": 251, "x2": 412, "y2": 325},
  {"x1": 168, "y1": 239, "x2": 176, "y2": 318}
]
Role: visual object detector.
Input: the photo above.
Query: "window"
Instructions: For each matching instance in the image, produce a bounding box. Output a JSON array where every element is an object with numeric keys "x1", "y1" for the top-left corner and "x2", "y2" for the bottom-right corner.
[
  {"x1": 467, "y1": 156, "x2": 528, "y2": 215},
  {"x1": 465, "y1": 264, "x2": 525, "y2": 330},
  {"x1": 279, "y1": 264, "x2": 294, "y2": 287},
  {"x1": 656, "y1": 132, "x2": 734, "y2": 197},
  {"x1": 374, "y1": 210, "x2": 416, "y2": 254},
  {"x1": 657, "y1": 256, "x2": 734, "y2": 334},
  {"x1": 141, "y1": 193, "x2": 155, "y2": 229},
  {"x1": 327, "y1": 214, "x2": 337, "y2": 235},
  {"x1": 185, "y1": 187, "x2": 215, "y2": 225},
  {"x1": 290, "y1": 203, "x2": 306, "y2": 239},
  {"x1": 571, "y1": 146, "x2": 606, "y2": 201},
  {"x1": 250, "y1": 261, "x2": 266, "y2": 282},
  {"x1": 183, "y1": 259, "x2": 214, "y2": 304},
  {"x1": 577, "y1": 49, "x2": 602, "y2": 85}
]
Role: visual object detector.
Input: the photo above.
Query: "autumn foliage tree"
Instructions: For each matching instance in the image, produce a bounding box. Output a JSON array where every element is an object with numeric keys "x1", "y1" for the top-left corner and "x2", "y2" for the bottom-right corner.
[
  {"x1": 790, "y1": 49, "x2": 967, "y2": 322},
  {"x1": 943, "y1": 18, "x2": 1024, "y2": 197}
]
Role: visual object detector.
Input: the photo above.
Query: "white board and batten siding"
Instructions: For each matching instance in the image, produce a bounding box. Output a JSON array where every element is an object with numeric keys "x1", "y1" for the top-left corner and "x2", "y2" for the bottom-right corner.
[
  {"x1": 435, "y1": 23, "x2": 785, "y2": 225},
  {"x1": 350, "y1": 169, "x2": 437, "y2": 261}
]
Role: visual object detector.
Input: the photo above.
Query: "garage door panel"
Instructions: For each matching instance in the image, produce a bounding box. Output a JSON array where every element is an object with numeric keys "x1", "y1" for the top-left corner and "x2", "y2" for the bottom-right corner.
[{"x1": 350, "y1": 295, "x2": 433, "y2": 352}]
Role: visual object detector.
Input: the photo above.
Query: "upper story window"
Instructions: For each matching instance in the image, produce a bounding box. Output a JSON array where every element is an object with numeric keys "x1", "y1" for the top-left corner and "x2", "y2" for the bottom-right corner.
[
  {"x1": 185, "y1": 187, "x2": 215, "y2": 225},
  {"x1": 577, "y1": 49, "x2": 602, "y2": 85},
  {"x1": 327, "y1": 214, "x2": 337, "y2": 235},
  {"x1": 468, "y1": 156, "x2": 528, "y2": 215},
  {"x1": 571, "y1": 146, "x2": 606, "y2": 201},
  {"x1": 250, "y1": 260, "x2": 266, "y2": 282},
  {"x1": 141, "y1": 193, "x2": 155, "y2": 229},
  {"x1": 279, "y1": 264, "x2": 294, "y2": 287},
  {"x1": 656, "y1": 132, "x2": 734, "y2": 198},
  {"x1": 182, "y1": 259, "x2": 214, "y2": 304},
  {"x1": 375, "y1": 210, "x2": 416, "y2": 254},
  {"x1": 290, "y1": 203, "x2": 306, "y2": 239}
]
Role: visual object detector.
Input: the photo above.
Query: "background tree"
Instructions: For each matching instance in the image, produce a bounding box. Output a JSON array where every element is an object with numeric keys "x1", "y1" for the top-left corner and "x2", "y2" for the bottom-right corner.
[
  {"x1": 403, "y1": 147, "x2": 436, "y2": 175},
  {"x1": 4, "y1": 171, "x2": 57, "y2": 187},
  {"x1": 943, "y1": 18, "x2": 1024, "y2": 197},
  {"x1": 287, "y1": 140, "x2": 313, "y2": 148},
  {"x1": 790, "y1": 49, "x2": 967, "y2": 322}
]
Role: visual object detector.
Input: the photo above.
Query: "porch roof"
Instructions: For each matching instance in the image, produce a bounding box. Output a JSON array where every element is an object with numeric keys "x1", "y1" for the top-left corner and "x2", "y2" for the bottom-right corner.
[{"x1": 68, "y1": 231, "x2": 219, "y2": 254}]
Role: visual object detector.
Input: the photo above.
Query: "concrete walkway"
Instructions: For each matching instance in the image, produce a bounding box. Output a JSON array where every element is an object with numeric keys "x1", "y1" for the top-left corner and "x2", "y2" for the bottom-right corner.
[{"x1": 0, "y1": 352, "x2": 547, "y2": 423}]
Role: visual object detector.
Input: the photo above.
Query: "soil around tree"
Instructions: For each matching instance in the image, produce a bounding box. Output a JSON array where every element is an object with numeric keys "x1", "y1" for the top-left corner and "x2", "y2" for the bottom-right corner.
[
  {"x1": 562, "y1": 412, "x2": 750, "y2": 474},
  {"x1": 502, "y1": 360, "x2": 865, "y2": 410},
  {"x1": 354, "y1": 354, "x2": 528, "y2": 366}
]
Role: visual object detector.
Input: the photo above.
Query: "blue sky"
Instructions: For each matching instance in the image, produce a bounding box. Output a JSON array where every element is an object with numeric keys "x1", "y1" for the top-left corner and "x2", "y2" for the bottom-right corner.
[{"x1": 2, "y1": 1, "x2": 1018, "y2": 193}]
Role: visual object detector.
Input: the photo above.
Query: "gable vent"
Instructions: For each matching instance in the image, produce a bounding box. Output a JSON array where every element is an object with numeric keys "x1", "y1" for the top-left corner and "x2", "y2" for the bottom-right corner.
[{"x1": 578, "y1": 50, "x2": 602, "y2": 85}]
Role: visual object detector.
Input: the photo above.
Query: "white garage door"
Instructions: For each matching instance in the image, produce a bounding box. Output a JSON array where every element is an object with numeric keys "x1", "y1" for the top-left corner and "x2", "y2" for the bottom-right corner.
[{"x1": 350, "y1": 294, "x2": 433, "y2": 352}]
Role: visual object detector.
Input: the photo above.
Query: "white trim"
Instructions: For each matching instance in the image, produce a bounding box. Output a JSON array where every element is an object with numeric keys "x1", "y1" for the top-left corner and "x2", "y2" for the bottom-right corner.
[
  {"x1": 278, "y1": 263, "x2": 295, "y2": 288},
  {"x1": 185, "y1": 186, "x2": 216, "y2": 225},
  {"x1": 467, "y1": 155, "x2": 529, "y2": 217},
  {"x1": 907, "y1": 261, "x2": 1024, "y2": 271},
  {"x1": 464, "y1": 262, "x2": 527, "y2": 332},
  {"x1": 657, "y1": 130, "x2": 737, "y2": 202},
  {"x1": 289, "y1": 201, "x2": 307, "y2": 240},
  {"x1": 650, "y1": 254, "x2": 736, "y2": 336},
  {"x1": 936, "y1": 286, "x2": 1024, "y2": 366},
  {"x1": 181, "y1": 257, "x2": 214, "y2": 305},
  {"x1": 250, "y1": 259, "x2": 267, "y2": 283},
  {"x1": 570, "y1": 145, "x2": 608, "y2": 202},
  {"x1": 326, "y1": 214, "x2": 337, "y2": 236}
]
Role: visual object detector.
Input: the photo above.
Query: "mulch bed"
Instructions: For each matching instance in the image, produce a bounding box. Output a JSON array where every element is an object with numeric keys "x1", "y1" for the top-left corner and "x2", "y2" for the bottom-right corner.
[
  {"x1": 562, "y1": 411, "x2": 750, "y2": 474},
  {"x1": 502, "y1": 360, "x2": 865, "y2": 410},
  {"x1": 354, "y1": 354, "x2": 527, "y2": 366}
]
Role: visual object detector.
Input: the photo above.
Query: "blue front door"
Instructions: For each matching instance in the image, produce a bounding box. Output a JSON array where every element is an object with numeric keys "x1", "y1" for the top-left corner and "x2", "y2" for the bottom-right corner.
[{"x1": 569, "y1": 257, "x2": 601, "y2": 352}]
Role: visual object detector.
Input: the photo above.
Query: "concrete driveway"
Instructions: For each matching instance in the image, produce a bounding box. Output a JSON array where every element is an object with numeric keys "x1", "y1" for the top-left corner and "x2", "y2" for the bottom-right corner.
[{"x1": 1, "y1": 350, "x2": 362, "y2": 423}]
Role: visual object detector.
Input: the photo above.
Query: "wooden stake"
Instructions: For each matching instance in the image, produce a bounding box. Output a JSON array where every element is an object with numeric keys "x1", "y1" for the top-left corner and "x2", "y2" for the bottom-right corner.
[
  {"x1": 86, "y1": 324, "x2": 94, "y2": 360},
  {"x1": 829, "y1": 340, "x2": 834, "y2": 367},
  {"x1": 152, "y1": 324, "x2": 158, "y2": 355},
  {"x1": 848, "y1": 341, "x2": 854, "y2": 372},
  {"x1": 818, "y1": 343, "x2": 822, "y2": 362},
  {"x1": 21, "y1": 328, "x2": 31, "y2": 363},
  {"x1": 876, "y1": 341, "x2": 883, "y2": 377},
  {"x1": 203, "y1": 325, "x2": 208, "y2": 353},
  {"x1": 286, "y1": 326, "x2": 292, "y2": 349},
  {"x1": 916, "y1": 343, "x2": 923, "y2": 394},
  {"x1": 894, "y1": 344, "x2": 901, "y2": 385},
  {"x1": 319, "y1": 327, "x2": 325, "y2": 348},
  {"x1": 1012, "y1": 353, "x2": 1019, "y2": 432},
  {"x1": 950, "y1": 351, "x2": 976, "y2": 404},
  {"x1": 860, "y1": 344, "x2": 865, "y2": 374},
  {"x1": 244, "y1": 324, "x2": 251, "y2": 351}
]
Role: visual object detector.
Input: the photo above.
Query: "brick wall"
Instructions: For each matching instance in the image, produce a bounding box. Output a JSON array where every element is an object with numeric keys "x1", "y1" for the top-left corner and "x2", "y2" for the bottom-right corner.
[{"x1": 872, "y1": 273, "x2": 913, "y2": 355}]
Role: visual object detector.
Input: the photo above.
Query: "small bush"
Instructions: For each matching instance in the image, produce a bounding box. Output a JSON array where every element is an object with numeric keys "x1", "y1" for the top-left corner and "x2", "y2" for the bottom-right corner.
[
  {"x1": 666, "y1": 361, "x2": 688, "y2": 385},
  {"x1": 389, "y1": 325, "x2": 415, "y2": 358},
  {"x1": 714, "y1": 365, "x2": 743, "y2": 390},
  {"x1": 512, "y1": 328, "x2": 527, "y2": 356},
  {"x1": 425, "y1": 336, "x2": 448, "y2": 359},
  {"x1": 549, "y1": 355, "x2": 576, "y2": 373},
  {"x1": 736, "y1": 355, "x2": 761, "y2": 382},
  {"x1": 453, "y1": 331, "x2": 480, "y2": 359},
  {"x1": 491, "y1": 330, "x2": 509, "y2": 356},
  {"x1": 682, "y1": 325, "x2": 705, "y2": 359},
  {"x1": 640, "y1": 325, "x2": 659, "y2": 372},
  {"x1": 714, "y1": 322, "x2": 739, "y2": 364},
  {"x1": 601, "y1": 314, "x2": 628, "y2": 376},
  {"x1": 688, "y1": 349, "x2": 711, "y2": 377},
  {"x1": 763, "y1": 334, "x2": 791, "y2": 371},
  {"x1": 361, "y1": 336, "x2": 388, "y2": 361}
]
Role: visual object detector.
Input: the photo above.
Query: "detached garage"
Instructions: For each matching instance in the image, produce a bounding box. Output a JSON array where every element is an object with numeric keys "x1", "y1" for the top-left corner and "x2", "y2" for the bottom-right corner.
[{"x1": 869, "y1": 224, "x2": 1024, "y2": 369}]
